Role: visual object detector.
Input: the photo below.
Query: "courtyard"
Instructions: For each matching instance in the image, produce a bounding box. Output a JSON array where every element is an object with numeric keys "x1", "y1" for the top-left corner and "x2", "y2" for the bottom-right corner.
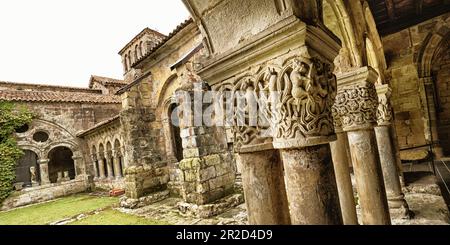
[{"x1": 0, "y1": 193, "x2": 168, "y2": 225}]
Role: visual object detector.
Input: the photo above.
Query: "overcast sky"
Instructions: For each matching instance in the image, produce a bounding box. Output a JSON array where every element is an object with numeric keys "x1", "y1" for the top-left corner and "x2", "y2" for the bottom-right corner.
[{"x1": 0, "y1": 0, "x2": 190, "y2": 87}]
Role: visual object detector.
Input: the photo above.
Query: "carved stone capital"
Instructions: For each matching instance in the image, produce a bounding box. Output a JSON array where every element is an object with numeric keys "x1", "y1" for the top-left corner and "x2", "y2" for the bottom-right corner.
[
  {"x1": 333, "y1": 67, "x2": 379, "y2": 132},
  {"x1": 270, "y1": 53, "x2": 337, "y2": 149},
  {"x1": 376, "y1": 84, "x2": 393, "y2": 126},
  {"x1": 216, "y1": 49, "x2": 338, "y2": 151}
]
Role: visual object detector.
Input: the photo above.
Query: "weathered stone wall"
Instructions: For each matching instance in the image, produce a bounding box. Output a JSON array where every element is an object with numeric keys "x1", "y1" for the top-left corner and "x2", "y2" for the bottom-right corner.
[
  {"x1": 1, "y1": 178, "x2": 87, "y2": 211},
  {"x1": 434, "y1": 41, "x2": 450, "y2": 155},
  {"x1": 382, "y1": 13, "x2": 450, "y2": 150},
  {"x1": 120, "y1": 81, "x2": 169, "y2": 199}
]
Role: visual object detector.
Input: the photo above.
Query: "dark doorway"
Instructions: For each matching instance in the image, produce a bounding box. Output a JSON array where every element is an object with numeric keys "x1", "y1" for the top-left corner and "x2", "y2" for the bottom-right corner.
[
  {"x1": 15, "y1": 150, "x2": 40, "y2": 188},
  {"x1": 48, "y1": 146, "x2": 75, "y2": 183},
  {"x1": 169, "y1": 103, "x2": 184, "y2": 162}
]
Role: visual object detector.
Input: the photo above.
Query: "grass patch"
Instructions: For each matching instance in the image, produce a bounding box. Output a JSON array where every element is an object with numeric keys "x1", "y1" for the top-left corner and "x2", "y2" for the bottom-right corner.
[
  {"x1": 70, "y1": 209, "x2": 170, "y2": 225},
  {"x1": 0, "y1": 194, "x2": 118, "y2": 225}
]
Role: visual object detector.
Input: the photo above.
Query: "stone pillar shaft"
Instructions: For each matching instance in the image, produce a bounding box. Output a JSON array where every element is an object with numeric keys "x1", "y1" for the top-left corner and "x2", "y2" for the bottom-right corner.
[
  {"x1": 330, "y1": 132, "x2": 358, "y2": 225},
  {"x1": 375, "y1": 126, "x2": 407, "y2": 207},
  {"x1": 98, "y1": 158, "x2": 106, "y2": 179},
  {"x1": 106, "y1": 156, "x2": 114, "y2": 179},
  {"x1": 334, "y1": 67, "x2": 391, "y2": 225},
  {"x1": 348, "y1": 130, "x2": 391, "y2": 224},
  {"x1": 92, "y1": 158, "x2": 99, "y2": 178},
  {"x1": 376, "y1": 84, "x2": 410, "y2": 216},
  {"x1": 113, "y1": 155, "x2": 122, "y2": 178},
  {"x1": 38, "y1": 159, "x2": 50, "y2": 185},
  {"x1": 238, "y1": 150, "x2": 290, "y2": 225},
  {"x1": 280, "y1": 145, "x2": 343, "y2": 225}
]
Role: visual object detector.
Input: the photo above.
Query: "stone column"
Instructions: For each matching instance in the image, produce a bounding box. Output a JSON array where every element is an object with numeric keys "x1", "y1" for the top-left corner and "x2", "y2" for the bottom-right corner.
[
  {"x1": 105, "y1": 151, "x2": 114, "y2": 179},
  {"x1": 97, "y1": 154, "x2": 106, "y2": 179},
  {"x1": 91, "y1": 154, "x2": 99, "y2": 179},
  {"x1": 266, "y1": 55, "x2": 342, "y2": 225},
  {"x1": 72, "y1": 153, "x2": 83, "y2": 180},
  {"x1": 237, "y1": 147, "x2": 290, "y2": 225},
  {"x1": 329, "y1": 131, "x2": 358, "y2": 225},
  {"x1": 334, "y1": 67, "x2": 391, "y2": 225},
  {"x1": 375, "y1": 84, "x2": 411, "y2": 217},
  {"x1": 38, "y1": 159, "x2": 50, "y2": 185},
  {"x1": 113, "y1": 151, "x2": 123, "y2": 179},
  {"x1": 182, "y1": 4, "x2": 343, "y2": 224},
  {"x1": 279, "y1": 145, "x2": 342, "y2": 225}
]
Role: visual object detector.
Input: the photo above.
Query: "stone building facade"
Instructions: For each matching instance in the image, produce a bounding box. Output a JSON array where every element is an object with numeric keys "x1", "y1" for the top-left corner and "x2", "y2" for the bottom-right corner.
[{"x1": 1, "y1": 0, "x2": 449, "y2": 225}]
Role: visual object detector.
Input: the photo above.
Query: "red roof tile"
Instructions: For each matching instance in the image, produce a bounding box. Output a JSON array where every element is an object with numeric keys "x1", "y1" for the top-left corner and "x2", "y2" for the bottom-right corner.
[{"x1": 0, "y1": 90, "x2": 121, "y2": 104}]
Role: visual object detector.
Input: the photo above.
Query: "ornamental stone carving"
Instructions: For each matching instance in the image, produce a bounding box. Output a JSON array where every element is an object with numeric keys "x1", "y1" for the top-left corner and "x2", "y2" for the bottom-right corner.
[
  {"x1": 269, "y1": 54, "x2": 337, "y2": 149},
  {"x1": 216, "y1": 50, "x2": 338, "y2": 151},
  {"x1": 333, "y1": 67, "x2": 379, "y2": 132},
  {"x1": 376, "y1": 84, "x2": 393, "y2": 126}
]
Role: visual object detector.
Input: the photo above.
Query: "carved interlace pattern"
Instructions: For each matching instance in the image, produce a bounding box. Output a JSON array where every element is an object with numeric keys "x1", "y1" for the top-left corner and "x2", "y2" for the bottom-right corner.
[
  {"x1": 332, "y1": 82, "x2": 378, "y2": 130},
  {"x1": 216, "y1": 53, "x2": 337, "y2": 149},
  {"x1": 269, "y1": 57, "x2": 336, "y2": 141}
]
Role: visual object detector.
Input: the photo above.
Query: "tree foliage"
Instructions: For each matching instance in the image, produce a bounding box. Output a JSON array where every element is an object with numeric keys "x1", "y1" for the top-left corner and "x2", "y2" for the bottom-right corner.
[{"x1": 0, "y1": 102, "x2": 33, "y2": 204}]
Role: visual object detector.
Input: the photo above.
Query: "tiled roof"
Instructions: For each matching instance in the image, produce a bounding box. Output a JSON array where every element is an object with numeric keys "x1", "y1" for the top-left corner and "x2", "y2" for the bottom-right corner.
[
  {"x1": 89, "y1": 75, "x2": 127, "y2": 88},
  {"x1": 132, "y1": 18, "x2": 194, "y2": 67},
  {"x1": 0, "y1": 90, "x2": 121, "y2": 104},
  {"x1": 0, "y1": 80, "x2": 101, "y2": 93},
  {"x1": 77, "y1": 115, "x2": 120, "y2": 137}
]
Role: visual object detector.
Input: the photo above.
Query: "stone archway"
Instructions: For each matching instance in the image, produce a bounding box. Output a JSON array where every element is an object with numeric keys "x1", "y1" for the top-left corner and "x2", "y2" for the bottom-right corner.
[
  {"x1": 14, "y1": 150, "x2": 40, "y2": 188},
  {"x1": 48, "y1": 146, "x2": 75, "y2": 183},
  {"x1": 432, "y1": 34, "x2": 450, "y2": 155},
  {"x1": 169, "y1": 103, "x2": 184, "y2": 162},
  {"x1": 417, "y1": 19, "x2": 450, "y2": 158}
]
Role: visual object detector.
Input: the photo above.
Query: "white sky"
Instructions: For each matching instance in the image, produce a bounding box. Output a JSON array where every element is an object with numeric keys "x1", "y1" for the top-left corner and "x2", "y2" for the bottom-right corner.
[{"x1": 0, "y1": 0, "x2": 190, "y2": 87}]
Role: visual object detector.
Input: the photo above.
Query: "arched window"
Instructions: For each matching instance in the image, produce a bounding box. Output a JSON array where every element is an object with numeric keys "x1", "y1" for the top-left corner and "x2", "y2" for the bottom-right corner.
[
  {"x1": 15, "y1": 150, "x2": 40, "y2": 188},
  {"x1": 134, "y1": 45, "x2": 139, "y2": 61},
  {"x1": 48, "y1": 146, "x2": 75, "y2": 183},
  {"x1": 169, "y1": 103, "x2": 183, "y2": 162},
  {"x1": 124, "y1": 54, "x2": 129, "y2": 72},
  {"x1": 128, "y1": 50, "x2": 132, "y2": 68},
  {"x1": 139, "y1": 41, "x2": 144, "y2": 56}
]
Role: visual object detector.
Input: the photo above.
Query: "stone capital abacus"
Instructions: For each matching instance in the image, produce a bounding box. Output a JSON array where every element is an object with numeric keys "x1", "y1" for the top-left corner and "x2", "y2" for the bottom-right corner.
[{"x1": 38, "y1": 159, "x2": 49, "y2": 165}]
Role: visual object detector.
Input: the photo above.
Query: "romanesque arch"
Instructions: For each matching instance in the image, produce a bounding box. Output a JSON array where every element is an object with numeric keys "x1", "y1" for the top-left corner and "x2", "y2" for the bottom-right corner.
[
  {"x1": 363, "y1": 2, "x2": 388, "y2": 84},
  {"x1": 417, "y1": 18, "x2": 450, "y2": 156},
  {"x1": 322, "y1": 0, "x2": 362, "y2": 69},
  {"x1": 14, "y1": 150, "x2": 40, "y2": 188},
  {"x1": 47, "y1": 146, "x2": 75, "y2": 183}
]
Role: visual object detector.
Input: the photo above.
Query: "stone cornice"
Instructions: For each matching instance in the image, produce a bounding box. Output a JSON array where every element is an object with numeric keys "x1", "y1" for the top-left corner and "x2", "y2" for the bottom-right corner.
[{"x1": 197, "y1": 16, "x2": 341, "y2": 86}]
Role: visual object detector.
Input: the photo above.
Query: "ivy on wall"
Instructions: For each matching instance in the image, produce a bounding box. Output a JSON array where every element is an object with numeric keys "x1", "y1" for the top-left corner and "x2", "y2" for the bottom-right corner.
[{"x1": 0, "y1": 102, "x2": 33, "y2": 204}]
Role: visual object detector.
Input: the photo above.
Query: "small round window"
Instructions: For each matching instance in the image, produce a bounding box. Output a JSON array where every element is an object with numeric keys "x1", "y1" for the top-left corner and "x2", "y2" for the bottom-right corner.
[
  {"x1": 15, "y1": 124, "x2": 29, "y2": 133},
  {"x1": 33, "y1": 131, "x2": 49, "y2": 142}
]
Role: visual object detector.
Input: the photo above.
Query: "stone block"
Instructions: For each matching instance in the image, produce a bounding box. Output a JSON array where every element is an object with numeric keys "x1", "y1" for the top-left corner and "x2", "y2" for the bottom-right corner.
[
  {"x1": 184, "y1": 170, "x2": 198, "y2": 182},
  {"x1": 215, "y1": 163, "x2": 230, "y2": 176},
  {"x1": 200, "y1": 166, "x2": 216, "y2": 181},
  {"x1": 204, "y1": 154, "x2": 222, "y2": 167},
  {"x1": 196, "y1": 182, "x2": 210, "y2": 194}
]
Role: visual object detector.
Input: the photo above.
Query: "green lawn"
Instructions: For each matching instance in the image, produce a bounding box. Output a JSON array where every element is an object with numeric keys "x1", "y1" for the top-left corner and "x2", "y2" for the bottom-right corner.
[
  {"x1": 0, "y1": 193, "x2": 169, "y2": 225},
  {"x1": 70, "y1": 208, "x2": 170, "y2": 225}
]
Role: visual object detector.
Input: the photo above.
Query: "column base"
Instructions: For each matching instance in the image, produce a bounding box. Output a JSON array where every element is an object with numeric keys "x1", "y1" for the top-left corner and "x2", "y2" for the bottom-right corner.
[{"x1": 387, "y1": 193, "x2": 414, "y2": 219}]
